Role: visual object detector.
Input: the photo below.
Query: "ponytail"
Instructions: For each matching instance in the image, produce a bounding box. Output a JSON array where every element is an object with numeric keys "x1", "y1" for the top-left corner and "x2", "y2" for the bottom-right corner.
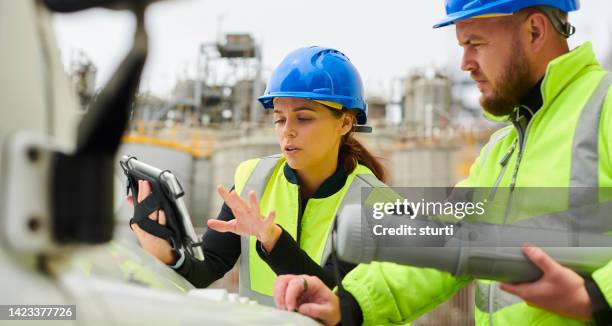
[
  {"x1": 339, "y1": 133, "x2": 387, "y2": 183},
  {"x1": 333, "y1": 110, "x2": 387, "y2": 182}
]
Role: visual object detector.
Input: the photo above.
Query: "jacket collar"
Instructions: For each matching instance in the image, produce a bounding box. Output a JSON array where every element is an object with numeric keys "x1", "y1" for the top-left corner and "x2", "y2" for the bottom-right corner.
[
  {"x1": 283, "y1": 161, "x2": 348, "y2": 199},
  {"x1": 541, "y1": 42, "x2": 600, "y2": 107},
  {"x1": 516, "y1": 78, "x2": 543, "y2": 122}
]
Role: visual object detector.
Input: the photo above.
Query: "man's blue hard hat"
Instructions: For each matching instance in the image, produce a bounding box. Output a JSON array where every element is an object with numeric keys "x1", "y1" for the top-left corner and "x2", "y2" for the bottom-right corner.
[
  {"x1": 433, "y1": 0, "x2": 580, "y2": 28},
  {"x1": 258, "y1": 46, "x2": 368, "y2": 125}
]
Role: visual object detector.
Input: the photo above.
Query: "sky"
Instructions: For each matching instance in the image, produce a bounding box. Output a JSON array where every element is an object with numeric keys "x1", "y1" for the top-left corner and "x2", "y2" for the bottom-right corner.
[{"x1": 52, "y1": 0, "x2": 612, "y2": 100}]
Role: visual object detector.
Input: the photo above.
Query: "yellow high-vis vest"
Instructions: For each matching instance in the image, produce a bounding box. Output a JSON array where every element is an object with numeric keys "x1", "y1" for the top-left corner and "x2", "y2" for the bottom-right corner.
[{"x1": 234, "y1": 154, "x2": 389, "y2": 306}]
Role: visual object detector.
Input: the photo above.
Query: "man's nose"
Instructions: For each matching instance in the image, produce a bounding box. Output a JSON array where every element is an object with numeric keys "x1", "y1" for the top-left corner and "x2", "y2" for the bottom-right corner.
[{"x1": 460, "y1": 49, "x2": 477, "y2": 73}]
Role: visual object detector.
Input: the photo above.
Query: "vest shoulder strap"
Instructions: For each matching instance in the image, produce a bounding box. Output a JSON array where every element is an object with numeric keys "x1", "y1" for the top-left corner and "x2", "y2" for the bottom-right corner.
[{"x1": 235, "y1": 154, "x2": 282, "y2": 197}]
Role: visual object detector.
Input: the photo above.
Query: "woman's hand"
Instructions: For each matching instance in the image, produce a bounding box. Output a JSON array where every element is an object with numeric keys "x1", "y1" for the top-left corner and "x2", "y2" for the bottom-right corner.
[
  {"x1": 274, "y1": 275, "x2": 341, "y2": 325},
  {"x1": 208, "y1": 185, "x2": 282, "y2": 252},
  {"x1": 127, "y1": 180, "x2": 177, "y2": 265}
]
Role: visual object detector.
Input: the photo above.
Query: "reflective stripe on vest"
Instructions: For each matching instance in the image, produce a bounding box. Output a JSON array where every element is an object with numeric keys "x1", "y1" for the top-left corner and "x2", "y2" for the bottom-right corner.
[
  {"x1": 238, "y1": 155, "x2": 281, "y2": 306},
  {"x1": 480, "y1": 127, "x2": 513, "y2": 170},
  {"x1": 475, "y1": 72, "x2": 612, "y2": 316},
  {"x1": 237, "y1": 155, "x2": 385, "y2": 306},
  {"x1": 569, "y1": 73, "x2": 612, "y2": 206}
]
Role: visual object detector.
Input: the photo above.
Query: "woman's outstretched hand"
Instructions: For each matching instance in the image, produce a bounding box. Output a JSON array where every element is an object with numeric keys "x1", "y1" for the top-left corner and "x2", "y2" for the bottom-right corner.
[{"x1": 208, "y1": 185, "x2": 282, "y2": 251}]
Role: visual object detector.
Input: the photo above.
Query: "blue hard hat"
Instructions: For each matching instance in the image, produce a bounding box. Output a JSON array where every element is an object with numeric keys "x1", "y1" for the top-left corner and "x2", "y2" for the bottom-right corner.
[
  {"x1": 258, "y1": 46, "x2": 368, "y2": 125},
  {"x1": 433, "y1": 0, "x2": 580, "y2": 28}
]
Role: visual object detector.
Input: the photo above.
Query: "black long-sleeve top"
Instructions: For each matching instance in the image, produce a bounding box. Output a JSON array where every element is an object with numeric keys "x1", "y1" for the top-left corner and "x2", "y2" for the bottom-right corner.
[{"x1": 174, "y1": 162, "x2": 356, "y2": 290}]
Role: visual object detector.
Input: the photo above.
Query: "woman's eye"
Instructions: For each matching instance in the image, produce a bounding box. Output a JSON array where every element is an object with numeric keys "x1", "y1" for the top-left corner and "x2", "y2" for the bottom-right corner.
[{"x1": 273, "y1": 117, "x2": 311, "y2": 124}]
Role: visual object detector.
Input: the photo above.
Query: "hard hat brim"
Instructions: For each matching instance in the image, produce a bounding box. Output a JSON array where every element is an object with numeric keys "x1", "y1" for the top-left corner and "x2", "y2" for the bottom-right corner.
[
  {"x1": 257, "y1": 92, "x2": 368, "y2": 125},
  {"x1": 433, "y1": 1, "x2": 516, "y2": 28},
  {"x1": 433, "y1": 0, "x2": 580, "y2": 28}
]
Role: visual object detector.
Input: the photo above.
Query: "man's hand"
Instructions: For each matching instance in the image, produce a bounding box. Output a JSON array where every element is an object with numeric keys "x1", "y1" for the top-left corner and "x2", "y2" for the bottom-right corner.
[
  {"x1": 274, "y1": 275, "x2": 341, "y2": 325},
  {"x1": 500, "y1": 245, "x2": 593, "y2": 321}
]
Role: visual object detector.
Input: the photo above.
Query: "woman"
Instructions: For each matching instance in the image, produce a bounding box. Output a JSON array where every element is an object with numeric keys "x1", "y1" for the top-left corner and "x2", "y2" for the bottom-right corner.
[{"x1": 129, "y1": 46, "x2": 388, "y2": 306}]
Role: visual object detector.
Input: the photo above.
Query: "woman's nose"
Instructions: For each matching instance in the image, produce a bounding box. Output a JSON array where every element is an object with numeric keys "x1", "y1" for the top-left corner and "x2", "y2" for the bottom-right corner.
[{"x1": 283, "y1": 121, "x2": 297, "y2": 138}]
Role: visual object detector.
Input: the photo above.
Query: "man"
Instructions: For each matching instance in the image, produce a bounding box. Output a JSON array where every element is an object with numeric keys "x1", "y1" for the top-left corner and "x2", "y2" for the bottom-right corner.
[{"x1": 272, "y1": 0, "x2": 612, "y2": 325}]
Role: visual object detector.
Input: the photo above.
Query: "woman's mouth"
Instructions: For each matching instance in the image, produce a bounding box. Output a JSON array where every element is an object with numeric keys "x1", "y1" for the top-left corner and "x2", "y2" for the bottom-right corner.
[{"x1": 284, "y1": 145, "x2": 301, "y2": 155}]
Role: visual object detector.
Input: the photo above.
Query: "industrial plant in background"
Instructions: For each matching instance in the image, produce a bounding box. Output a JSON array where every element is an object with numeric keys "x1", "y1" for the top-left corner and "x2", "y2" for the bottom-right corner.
[
  {"x1": 131, "y1": 33, "x2": 266, "y2": 132},
  {"x1": 132, "y1": 38, "x2": 493, "y2": 133}
]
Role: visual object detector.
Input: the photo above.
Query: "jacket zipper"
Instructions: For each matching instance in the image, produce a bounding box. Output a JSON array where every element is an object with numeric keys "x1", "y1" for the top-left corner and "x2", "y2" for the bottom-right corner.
[
  {"x1": 489, "y1": 139, "x2": 517, "y2": 201},
  {"x1": 502, "y1": 106, "x2": 541, "y2": 223}
]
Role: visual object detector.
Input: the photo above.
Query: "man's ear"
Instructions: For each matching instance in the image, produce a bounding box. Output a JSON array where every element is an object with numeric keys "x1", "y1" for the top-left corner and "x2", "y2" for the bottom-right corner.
[{"x1": 524, "y1": 11, "x2": 549, "y2": 52}]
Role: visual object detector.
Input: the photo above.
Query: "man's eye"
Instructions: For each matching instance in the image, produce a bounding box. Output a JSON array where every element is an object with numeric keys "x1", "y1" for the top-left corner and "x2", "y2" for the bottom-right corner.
[{"x1": 274, "y1": 119, "x2": 285, "y2": 124}]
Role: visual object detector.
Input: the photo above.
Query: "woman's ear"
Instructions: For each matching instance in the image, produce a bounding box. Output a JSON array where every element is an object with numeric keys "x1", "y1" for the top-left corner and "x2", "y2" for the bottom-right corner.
[{"x1": 340, "y1": 113, "x2": 353, "y2": 136}]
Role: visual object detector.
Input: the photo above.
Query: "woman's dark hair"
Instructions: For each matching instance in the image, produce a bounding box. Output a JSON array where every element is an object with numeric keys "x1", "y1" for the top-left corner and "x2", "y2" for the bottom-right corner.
[{"x1": 330, "y1": 109, "x2": 387, "y2": 182}]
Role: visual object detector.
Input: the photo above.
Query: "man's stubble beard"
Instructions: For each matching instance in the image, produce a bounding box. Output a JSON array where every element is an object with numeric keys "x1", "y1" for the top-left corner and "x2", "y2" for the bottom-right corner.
[{"x1": 480, "y1": 36, "x2": 535, "y2": 117}]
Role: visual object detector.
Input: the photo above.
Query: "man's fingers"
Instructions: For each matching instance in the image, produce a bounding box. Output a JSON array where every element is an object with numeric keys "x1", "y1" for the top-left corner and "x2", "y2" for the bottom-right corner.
[
  {"x1": 207, "y1": 219, "x2": 236, "y2": 233},
  {"x1": 499, "y1": 282, "x2": 528, "y2": 298},
  {"x1": 523, "y1": 246, "x2": 558, "y2": 273},
  {"x1": 126, "y1": 195, "x2": 134, "y2": 206},
  {"x1": 500, "y1": 245, "x2": 564, "y2": 299},
  {"x1": 284, "y1": 276, "x2": 307, "y2": 311}
]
